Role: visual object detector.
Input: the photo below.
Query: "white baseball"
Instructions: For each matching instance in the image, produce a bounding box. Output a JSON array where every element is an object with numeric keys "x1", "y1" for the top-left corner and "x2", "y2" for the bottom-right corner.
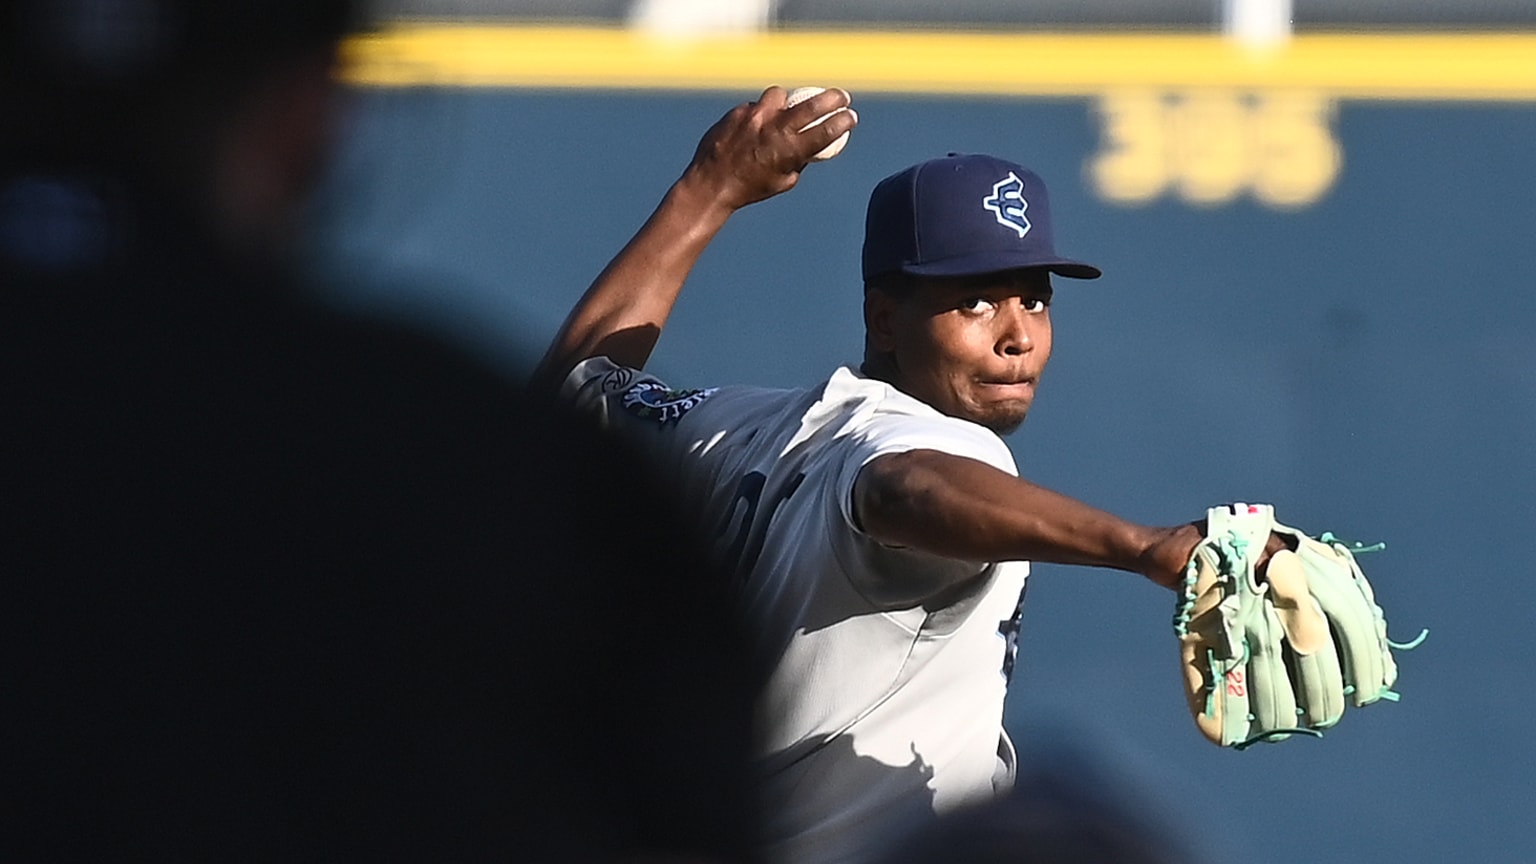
[{"x1": 785, "y1": 86, "x2": 851, "y2": 162}]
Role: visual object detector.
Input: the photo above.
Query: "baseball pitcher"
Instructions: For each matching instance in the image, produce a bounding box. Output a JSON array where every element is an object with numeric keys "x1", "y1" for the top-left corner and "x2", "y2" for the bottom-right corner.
[{"x1": 534, "y1": 87, "x2": 1416, "y2": 864}]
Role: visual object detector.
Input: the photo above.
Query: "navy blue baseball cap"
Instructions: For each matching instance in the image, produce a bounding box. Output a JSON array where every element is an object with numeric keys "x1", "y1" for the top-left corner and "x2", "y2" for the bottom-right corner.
[{"x1": 861, "y1": 153, "x2": 1101, "y2": 282}]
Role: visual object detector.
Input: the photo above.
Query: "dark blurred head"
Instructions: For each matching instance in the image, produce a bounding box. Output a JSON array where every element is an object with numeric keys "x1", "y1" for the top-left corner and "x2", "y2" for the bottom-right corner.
[{"x1": 1, "y1": 0, "x2": 359, "y2": 252}]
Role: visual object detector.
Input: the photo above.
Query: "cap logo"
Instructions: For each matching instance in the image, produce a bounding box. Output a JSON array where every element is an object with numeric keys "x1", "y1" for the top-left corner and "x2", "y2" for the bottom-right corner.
[{"x1": 982, "y1": 172, "x2": 1031, "y2": 238}]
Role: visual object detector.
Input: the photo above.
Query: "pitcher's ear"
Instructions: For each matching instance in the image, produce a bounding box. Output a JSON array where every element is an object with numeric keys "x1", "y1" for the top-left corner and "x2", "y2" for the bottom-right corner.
[{"x1": 864, "y1": 286, "x2": 900, "y2": 353}]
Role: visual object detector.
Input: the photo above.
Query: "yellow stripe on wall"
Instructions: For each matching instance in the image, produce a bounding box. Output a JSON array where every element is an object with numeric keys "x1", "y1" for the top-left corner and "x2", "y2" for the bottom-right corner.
[{"x1": 340, "y1": 24, "x2": 1536, "y2": 101}]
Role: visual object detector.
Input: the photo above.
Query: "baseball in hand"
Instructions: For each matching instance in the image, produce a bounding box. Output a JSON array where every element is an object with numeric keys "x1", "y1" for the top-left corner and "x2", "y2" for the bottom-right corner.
[{"x1": 785, "y1": 86, "x2": 852, "y2": 162}]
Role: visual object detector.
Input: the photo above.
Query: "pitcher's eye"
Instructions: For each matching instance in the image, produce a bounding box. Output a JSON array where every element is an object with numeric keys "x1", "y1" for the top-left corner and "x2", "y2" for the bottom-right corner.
[
  {"x1": 1023, "y1": 297, "x2": 1051, "y2": 313},
  {"x1": 959, "y1": 297, "x2": 995, "y2": 314}
]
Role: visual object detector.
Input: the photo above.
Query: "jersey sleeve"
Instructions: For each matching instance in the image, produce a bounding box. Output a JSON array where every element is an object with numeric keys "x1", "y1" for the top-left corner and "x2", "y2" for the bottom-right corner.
[
  {"x1": 834, "y1": 404, "x2": 1020, "y2": 528},
  {"x1": 560, "y1": 356, "x2": 718, "y2": 432},
  {"x1": 826, "y1": 403, "x2": 1021, "y2": 605}
]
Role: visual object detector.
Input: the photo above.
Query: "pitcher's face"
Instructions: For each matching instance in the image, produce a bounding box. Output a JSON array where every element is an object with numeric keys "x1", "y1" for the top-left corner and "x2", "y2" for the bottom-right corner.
[{"x1": 868, "y1": 269, "x2": 1054, "y2": 435}]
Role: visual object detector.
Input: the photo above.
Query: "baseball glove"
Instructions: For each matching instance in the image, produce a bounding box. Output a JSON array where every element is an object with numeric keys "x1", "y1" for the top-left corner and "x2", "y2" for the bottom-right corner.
[{"x1": 1172, "y1": 503, "x2": 1425, "y2": 749}]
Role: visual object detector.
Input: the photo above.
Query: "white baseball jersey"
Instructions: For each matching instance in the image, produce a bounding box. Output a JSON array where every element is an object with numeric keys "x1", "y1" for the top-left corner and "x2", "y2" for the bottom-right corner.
[{"x1": 563, "y1": 358, "x2": 1030, "y2": 864}]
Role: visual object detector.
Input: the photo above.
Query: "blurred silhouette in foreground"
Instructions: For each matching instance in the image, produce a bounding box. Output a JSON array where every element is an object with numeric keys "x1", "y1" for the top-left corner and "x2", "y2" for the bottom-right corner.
[
  {"x1": 0, "y1": 1, "x2": 753, "y2": 860},
  {"x1": 871, "y1": 744, "x2": 1206, "y2": 864}
]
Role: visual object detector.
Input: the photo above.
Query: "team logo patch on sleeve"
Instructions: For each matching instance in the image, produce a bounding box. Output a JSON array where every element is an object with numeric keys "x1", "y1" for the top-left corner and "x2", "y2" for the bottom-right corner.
[
  {"x1": 599, "y1": 367, "x2": 635, "y2": 393},
  {"x1": 621, "y1": 382, "x2": 717, "y2": 424}
]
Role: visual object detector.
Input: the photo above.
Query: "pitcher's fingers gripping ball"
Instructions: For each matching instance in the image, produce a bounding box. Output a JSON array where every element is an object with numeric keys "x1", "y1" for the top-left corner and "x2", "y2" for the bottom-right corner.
[
  {"x1": 1173, "y1": 503, "x2": 1427, "y2": 750},
  {"x1": 784, "y1": 86, "x2": 853, "y2": 161}
]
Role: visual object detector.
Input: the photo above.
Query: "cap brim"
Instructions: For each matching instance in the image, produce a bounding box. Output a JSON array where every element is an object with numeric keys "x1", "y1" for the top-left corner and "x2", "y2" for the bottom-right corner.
[{"x1": 902, "y1": 251, "x2": 1102, "y2": 280}]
